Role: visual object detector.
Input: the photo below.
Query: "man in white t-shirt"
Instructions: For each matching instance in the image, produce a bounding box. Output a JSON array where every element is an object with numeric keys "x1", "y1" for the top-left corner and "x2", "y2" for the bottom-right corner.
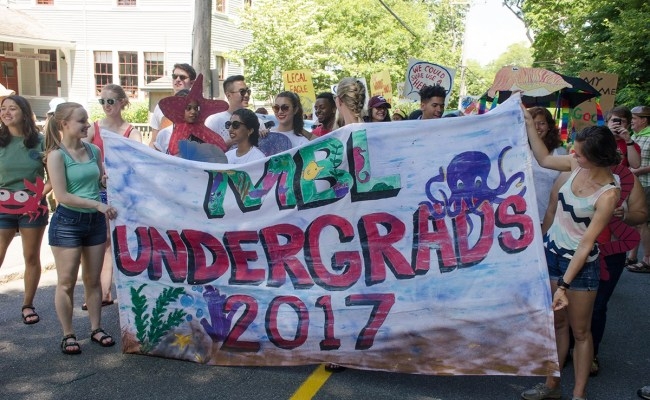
[
  {"x1": 205, "y1": 75, "x2": 257, "y2": 149},
  {"x1": 148, "y1": 63, "x2": 196, "y2": 148}
]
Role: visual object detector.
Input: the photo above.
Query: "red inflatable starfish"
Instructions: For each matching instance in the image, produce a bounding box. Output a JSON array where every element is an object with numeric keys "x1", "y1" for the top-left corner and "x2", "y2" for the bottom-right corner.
[{"x1": 159, "y1": 74, "x2": 229, "y2": 155}]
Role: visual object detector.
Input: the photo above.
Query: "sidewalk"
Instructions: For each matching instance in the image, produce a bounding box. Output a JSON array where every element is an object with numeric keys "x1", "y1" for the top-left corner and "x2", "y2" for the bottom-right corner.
[{"x1": 0, "y1": 232, "x2": 55, "y2": 284}]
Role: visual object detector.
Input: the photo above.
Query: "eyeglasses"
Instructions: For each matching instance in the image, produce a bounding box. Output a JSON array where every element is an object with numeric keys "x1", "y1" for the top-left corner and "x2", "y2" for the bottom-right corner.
[
  {"x1": 172, "y1": 74, "x2": 190, "y2": 81},
  {"x1": 272, "y1": 104, "x2": 290, "y2": 113},
  {"x1": 230, "y1": 88, "x2": 251, "y2": 97},
  {"x1": 98, "y1": 98, "x2": 119, "y2": 105},
  {"x1": 185, "y1": 105, "x2": 200, "y2": 111},
  {"x1": 225, "y1": 121, "x2": 246, "y2": 130}
]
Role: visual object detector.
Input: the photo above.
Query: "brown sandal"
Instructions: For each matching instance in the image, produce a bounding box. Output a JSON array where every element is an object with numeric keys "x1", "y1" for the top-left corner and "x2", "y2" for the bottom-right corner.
[
  {"x1": 90, "y1": 328, "x2": 116, "y2": 347},
  {"x1": 60, "y1": 334, "x2": 81, "y2": 355},
  {"x1": 21, "y1": 305, "x2": 40, "y2": 325}
]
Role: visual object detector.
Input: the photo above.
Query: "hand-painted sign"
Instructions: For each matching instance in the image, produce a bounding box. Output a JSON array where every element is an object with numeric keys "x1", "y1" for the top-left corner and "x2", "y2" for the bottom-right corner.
[
  {"x1": 282, "y1": 69, "x2": 316, "y2": 113},
  {"x1": 404, "y1": 58, "x2": 455, "y2": 102},
  {"x1": 103, "y1": 95, "x2": 558, "y2": 376}
]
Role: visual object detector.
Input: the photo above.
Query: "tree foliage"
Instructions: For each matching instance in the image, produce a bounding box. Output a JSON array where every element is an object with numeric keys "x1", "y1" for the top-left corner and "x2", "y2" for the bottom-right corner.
[
  {"x1": 234, "y1": 0, "x2": 467, "y2": 106},
  {"x1": 516, "y1": 0, "x2": 650, "y2": 106}
]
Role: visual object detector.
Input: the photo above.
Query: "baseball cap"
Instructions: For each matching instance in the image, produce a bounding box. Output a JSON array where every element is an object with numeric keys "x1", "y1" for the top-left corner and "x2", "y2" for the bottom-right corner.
[
  {"x1": 392, "y1": 109, "x2": 407, "y2": 119},
  {"x1": 48, "y1": 97, "x2": 66, "y2": 114},
  {"x1": 631, "y1": 106, "x2": 650, "y2": 117},
  {"x1": 369, "y1": 95, "x2": 391, "y2": 109}
]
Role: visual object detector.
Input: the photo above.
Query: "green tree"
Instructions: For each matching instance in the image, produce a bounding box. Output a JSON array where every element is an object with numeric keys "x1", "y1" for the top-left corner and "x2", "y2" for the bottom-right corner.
[
  {"x1": 484, "y1": 41, "x2": 533, "y2": 79},
  {"x1": 516, "y1": 0, "x2": 650, "y2": 106},
  {"x1": 234, "y1": 0, "x2": 468, "y2": 107}
]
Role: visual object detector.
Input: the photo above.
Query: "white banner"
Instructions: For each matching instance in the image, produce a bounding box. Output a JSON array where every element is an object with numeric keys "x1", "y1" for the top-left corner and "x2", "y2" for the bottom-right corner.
[{"x1": 104, "y1": 94, "x2": 558, "y2": 376}]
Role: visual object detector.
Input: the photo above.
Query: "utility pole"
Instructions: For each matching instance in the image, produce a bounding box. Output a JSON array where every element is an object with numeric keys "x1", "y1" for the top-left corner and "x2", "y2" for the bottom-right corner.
[{"x1": 193, "y1": 0, "x2": 212, "y2": 98}]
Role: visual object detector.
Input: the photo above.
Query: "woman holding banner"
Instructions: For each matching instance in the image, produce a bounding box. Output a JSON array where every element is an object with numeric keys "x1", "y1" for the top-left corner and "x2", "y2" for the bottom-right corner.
[
  {"x1": 45, "y1": 102, "x2": 118, "y2": 355},
  {"x1": 521, "y1": 105, "x2": 620, "y2": 400}
]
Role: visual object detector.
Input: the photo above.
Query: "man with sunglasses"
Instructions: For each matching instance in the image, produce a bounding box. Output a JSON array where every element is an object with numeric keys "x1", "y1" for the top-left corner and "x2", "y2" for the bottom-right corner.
[
  {"x1": 205, "y1": 75, "x2": 265, "y2": 149},
  {"x1": 148, "y1": 63, "x2": 196, "y2": 148}
]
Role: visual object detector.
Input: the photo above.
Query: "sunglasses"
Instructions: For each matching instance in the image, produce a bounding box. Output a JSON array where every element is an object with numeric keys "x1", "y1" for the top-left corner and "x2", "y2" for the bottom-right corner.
[
  {"x1": 172, "y1": 74, "x2": 190, "y2": 81},
  {"x1": 225, "y1": 121, "x2": 246, "y2": 130},
  {"x1": 231, "y1": 88, "x2": 251, "y2": 97},
  {"x1": 272, "y1": 104, "x2": 290, "y2": 113},
  {"x1": 185, "y1": 104, "x2": 200, "y2": 111},
  {"x1": 98, "y1": 98, "x2": 119, "y2": 105}
]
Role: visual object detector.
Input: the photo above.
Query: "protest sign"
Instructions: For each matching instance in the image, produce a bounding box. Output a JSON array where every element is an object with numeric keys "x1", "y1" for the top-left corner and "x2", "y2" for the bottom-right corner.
[
  {"x1": 104, "y1": 94, "x2": 557, "y2": 376},
  {"x1": 370, "y1": 71, "x2": 393, "y2": 105},
  {"x1": 282, "y1": 69, "x2": 316, "y2": 112},
  {"x1": 404, "y1": 58, "x2": 455, "y2": 103},
  {"x1": 573, "y1": 71, "x2": 618, "y2": 132}
]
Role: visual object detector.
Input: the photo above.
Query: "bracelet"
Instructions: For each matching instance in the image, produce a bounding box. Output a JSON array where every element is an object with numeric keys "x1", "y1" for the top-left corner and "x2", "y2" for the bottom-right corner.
[
  {"x1": 627, "y1": 141, "x2": 635, "y2": 145},
  {"x1": 557, "y1": 277, "x2": 571, "y2": 289}
]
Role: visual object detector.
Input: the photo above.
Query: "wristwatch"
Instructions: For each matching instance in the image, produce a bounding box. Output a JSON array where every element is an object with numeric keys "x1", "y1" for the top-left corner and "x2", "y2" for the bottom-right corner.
[{"x1": 557, "y1": 277, "x2": 571, "y2": 289}]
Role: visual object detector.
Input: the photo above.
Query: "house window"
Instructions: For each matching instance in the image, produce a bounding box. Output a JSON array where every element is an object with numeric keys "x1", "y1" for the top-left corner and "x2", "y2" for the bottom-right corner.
[
  {"x1": 119, "y1": 51, "x2": 138, "y2": 98},
  {"x1": 144, "y1": 52, "x2": 164, "y2": 83},
  {"x1": 94, "y1": 51, "x2": 113, "y2": 95},
  {"x1": 215, "y1": 0, "x2": 226, "y2": 13},
  {"x1": 117, "y1": 0, "x2": 136, "y2": 5},
  {"x1": 0, "y1": 42, "x2": 13, "y2": 53},
  {"x1": 36, "y1": 0, "x2": 54, "y2": 4},
  {"x1": 38, "y1": 50, "x2": 58, "y2": 96},
  {"x1": 216, "y1": 56, "x2": 226, "y2": 80}
]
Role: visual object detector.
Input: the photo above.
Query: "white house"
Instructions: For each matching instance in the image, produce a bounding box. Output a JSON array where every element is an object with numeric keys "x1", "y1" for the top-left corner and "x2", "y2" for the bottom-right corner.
[{"x1": 0, "y1": 0, "x2": 252, "y2": 118}]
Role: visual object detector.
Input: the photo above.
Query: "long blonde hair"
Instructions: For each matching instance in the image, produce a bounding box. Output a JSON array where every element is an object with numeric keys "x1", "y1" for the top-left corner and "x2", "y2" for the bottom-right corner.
[{"x1": 336, "y1": 78, "x2": 365, "y2": 124}]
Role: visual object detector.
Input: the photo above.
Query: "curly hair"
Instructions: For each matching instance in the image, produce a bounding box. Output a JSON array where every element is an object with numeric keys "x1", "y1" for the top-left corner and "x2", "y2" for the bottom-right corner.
[{"x1": 528, "y1": 107, "x2": 561, "y2": 152}]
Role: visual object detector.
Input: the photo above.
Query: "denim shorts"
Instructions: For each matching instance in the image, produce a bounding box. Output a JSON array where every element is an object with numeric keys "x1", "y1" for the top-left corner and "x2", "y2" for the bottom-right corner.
[
  {"x1": 0, "y1": 198, "x2": 49, "y2": 229},
  {"x1": 545, "y1": 247, "x2": 600, "y2": 291},
  {"x1": 48, "y1": 206, "x2": 107, "y2": 247}
]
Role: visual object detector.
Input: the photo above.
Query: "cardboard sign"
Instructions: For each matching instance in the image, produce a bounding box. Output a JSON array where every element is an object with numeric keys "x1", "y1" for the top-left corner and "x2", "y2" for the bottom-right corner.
[
  {"x1": 282, "y1": 69, "x2": 316, "y2": 113},
  {"x1": 370, "y1": 71, "x2": 393, "y2": 105},
  {"x1": 573, "y1": 71, "x2": 618, "y2": 131}
]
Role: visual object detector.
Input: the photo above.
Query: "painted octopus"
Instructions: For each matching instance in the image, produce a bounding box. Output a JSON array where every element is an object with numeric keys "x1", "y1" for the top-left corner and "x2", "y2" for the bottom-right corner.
[{"x1": 420, "y1": 146, "x2": 525, "y2": 219}]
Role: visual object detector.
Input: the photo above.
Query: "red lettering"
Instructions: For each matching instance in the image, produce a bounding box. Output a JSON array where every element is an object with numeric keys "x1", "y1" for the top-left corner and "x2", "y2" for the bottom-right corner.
[
  {"x1": 260, "y1": 223, "x2": 312, "y2": 288},
  {"x1": 305, "y1": 215, "x2": 362, "y2": 290},
  {"x1": 358, "y1": 212, "x2": 412, "y2": 285},
  {"x1": 149, "y1": 228, "x2": 188, "y2": 282},
  {"x1": 453, "y1": 201, "x2": 494, "y2": 268},
  {"x1": 181, "y1": 230, "x2": 230, "y2": 284},
  {"x1": 265, "y1": 296, "x2": 309, "y2": 350},
  {"x1": 113, "y1": 225, "x2": 152, "y2": 276},
  {"x1": 224, "y1": 231, "x2": 265, "y2": 285},
  {"x1": 496, "y1": 195, "x2": 534, "y2": 252},
  {"x1": 411, "y1": 204, "x2": 456, "y2": 274}
]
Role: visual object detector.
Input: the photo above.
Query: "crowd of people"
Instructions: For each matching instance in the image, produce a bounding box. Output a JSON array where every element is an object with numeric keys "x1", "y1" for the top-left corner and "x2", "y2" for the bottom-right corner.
[{"x1": 2, "y1": 64, "x2": 650, "y2": 399}]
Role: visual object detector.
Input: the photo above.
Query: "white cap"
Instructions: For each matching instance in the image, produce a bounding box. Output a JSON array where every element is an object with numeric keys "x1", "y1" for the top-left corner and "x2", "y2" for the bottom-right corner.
[
  {"x1": 48, "y1": 97, "x2": 66, "y2": 114},
  {"x1": 0, "y1": 83, "x2": 15, "y2": 97}
]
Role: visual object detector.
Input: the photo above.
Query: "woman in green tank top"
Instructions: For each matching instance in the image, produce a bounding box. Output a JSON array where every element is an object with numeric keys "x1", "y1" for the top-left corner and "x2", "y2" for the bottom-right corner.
[{"x1": 44, "y1": 102, "x2": 118, "y2": 355}]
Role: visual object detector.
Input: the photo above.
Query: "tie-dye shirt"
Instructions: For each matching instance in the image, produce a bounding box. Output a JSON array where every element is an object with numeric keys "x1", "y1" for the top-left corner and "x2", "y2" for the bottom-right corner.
[{"x1": 545, "y1": 167, "x2": 618, "y2": 262}]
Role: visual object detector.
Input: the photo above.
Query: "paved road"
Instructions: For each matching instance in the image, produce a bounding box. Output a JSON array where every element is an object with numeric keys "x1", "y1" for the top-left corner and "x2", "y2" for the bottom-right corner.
[{"x1": 1, "y1": 255, "x2": 650, "y2": 399}]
